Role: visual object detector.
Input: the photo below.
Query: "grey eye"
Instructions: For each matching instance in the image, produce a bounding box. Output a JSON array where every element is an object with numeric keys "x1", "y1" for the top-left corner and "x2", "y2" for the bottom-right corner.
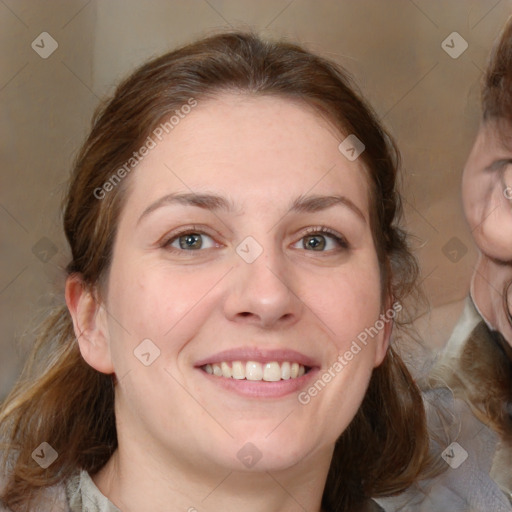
[
  {"x1": 303, "y1": 234, "x2": 326, "y2": 251},
  {"x1": 169, "y1": 233, "x2": 216, "y2": 251}
]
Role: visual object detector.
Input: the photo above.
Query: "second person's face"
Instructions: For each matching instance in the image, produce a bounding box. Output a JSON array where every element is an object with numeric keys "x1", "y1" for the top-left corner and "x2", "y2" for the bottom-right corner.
[{"x1": 463, "y1": 119, "x2": 512, "y2": 341}]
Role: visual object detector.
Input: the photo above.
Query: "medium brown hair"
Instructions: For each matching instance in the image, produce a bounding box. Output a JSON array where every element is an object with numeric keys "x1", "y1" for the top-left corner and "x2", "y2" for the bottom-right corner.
[
  {"x1": 1, "y1": 32, "x2": 431, "y2": 512},
  {"x1": 482, "y1": 15, "x2": 512, "y2": 123}
]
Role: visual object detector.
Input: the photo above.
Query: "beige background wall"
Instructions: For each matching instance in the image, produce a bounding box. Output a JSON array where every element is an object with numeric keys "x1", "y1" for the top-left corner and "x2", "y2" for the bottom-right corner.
[{"x1": 1, "y1": 0, "x2": 511, "y2": 399}]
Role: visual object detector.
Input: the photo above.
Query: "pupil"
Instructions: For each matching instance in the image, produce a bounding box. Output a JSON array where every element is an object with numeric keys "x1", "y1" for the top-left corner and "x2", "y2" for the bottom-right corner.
[
  {"x1": 306, "y1": 235, "x2": 324, "y2": 250},
  {"x1": 180, "y1": 234, "x2": 201, "y2": 249}
]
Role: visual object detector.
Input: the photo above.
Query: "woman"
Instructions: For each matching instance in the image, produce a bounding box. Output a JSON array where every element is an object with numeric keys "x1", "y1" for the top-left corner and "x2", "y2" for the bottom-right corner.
[{"x1": 0, "y1": 32, "x2": 432, "y2": 512}]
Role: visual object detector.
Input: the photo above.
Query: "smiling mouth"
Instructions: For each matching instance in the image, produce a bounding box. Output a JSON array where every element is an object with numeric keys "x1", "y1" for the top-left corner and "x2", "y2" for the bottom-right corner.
[{"x1": 201, "y1": 361, "x2": 310, "y2": 381}]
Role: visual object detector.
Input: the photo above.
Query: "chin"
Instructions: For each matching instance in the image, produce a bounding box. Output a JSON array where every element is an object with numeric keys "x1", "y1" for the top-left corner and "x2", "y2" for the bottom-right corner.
[{"x1": 210, "y1": 431, "x2": 322, "y2": 473}]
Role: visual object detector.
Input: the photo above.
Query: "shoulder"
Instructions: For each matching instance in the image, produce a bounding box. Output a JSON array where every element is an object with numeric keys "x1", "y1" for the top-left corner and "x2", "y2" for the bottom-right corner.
[
  {"x1": 367, "y1": 499, "x2": 385, "y2": 511},
  {"x1": 0, "y1": 473, "x2": 69, "y2": 512},
  {"x1": 375, "y1": 388, "x2": 512, "y2": 512},
  {"x1": 413, "y1": 299, "x2": 466, "y2": 352}
]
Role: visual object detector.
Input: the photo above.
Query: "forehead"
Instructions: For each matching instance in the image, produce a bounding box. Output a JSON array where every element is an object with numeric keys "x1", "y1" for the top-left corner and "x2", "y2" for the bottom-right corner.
[{"x1": 124, "y1": 93, "x2": 370, "y2": 215}]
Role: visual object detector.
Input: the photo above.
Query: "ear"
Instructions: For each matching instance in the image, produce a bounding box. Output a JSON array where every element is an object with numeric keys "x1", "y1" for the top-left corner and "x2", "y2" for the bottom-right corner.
[
  {"x1": 373, "y1": 300, "x2": 396, "y2": 367},
  {"x1": 65, "y1": 274, "x2": 114, "y2": 374}
]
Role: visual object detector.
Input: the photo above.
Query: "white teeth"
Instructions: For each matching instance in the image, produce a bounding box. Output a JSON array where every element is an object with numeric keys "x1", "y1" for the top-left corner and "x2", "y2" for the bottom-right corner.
[
  {"x1": 281, "y1": 361, "x2": 291, "y2": 380},
  {"x1": 232, "y1": 361, "x2": 245, "y2": 380},
  {"x1": 263, "y1": 362, "x2": 281, "y2": 382},
  {"x1": 202, "y1": 360, "x2": 307, "y2": 381},
  {"x1": 246, "y1": 361, "x2": 263, "y2": 380},
  {"x1": 221, "y1": 362, "x2": 232, "y2": 378}
]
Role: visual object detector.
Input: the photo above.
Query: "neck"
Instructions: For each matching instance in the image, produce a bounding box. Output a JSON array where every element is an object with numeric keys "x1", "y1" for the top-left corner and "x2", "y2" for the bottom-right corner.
[
  {"x1": 471, "y1": 253, "x2": 512, "y2": 344},
  {"x1": 92, "y1": 425, "x2": 332, "y2": 512}
]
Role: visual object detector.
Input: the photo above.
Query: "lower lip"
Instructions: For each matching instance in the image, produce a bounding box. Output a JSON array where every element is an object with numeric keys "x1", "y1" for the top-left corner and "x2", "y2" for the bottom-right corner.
[{"x1": 197, "y1": 367, "x2": 320, "y2": 398}]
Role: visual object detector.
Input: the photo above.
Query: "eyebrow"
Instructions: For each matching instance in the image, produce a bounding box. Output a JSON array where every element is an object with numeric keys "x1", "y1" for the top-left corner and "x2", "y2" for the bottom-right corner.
[
  {"x1": 290, "y1": 194, "x2": 366, "y2": 222},
  {"x1": 137, "y1": 192, "x2": 366, "y2": 224}
]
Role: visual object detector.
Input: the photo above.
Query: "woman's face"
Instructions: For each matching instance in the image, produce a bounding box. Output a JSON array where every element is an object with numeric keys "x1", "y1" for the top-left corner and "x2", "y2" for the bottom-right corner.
[
  {"x1": 462, "y1": 119, "x2": 512, "y2": 341},
  {"x1": 95, "y1": 94, "x2": 389, "y2": 473}
]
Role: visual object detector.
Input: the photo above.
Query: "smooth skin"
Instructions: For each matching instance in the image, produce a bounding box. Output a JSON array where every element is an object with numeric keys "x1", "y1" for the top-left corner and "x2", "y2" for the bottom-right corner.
[{"x1": 66, "y1": 93, "x2": 391, "y2": 512}]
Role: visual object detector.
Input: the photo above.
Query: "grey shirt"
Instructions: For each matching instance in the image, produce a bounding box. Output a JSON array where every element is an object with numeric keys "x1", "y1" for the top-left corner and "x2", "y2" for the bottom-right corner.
[
  {"x1": 0, "y1": 470, "x2": 120, "y2": 512},
  {"x1": 66, "y1": 471, "x2": 121, "y2": 512},
  {"x1": 0, "y1": 470, "x2": 385, "y2": 511}
]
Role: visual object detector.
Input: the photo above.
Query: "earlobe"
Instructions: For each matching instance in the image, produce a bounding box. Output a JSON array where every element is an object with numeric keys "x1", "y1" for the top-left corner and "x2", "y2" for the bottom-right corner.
[
  {"x1": 373, "y1": 301, "x2": 393, "y2": 367},
  {"x1": 374, "y1": 321, "x2": 391, "y2": 367},
  {"x1": 65, "y1": 274, "x2": 114, "y2": 374}
]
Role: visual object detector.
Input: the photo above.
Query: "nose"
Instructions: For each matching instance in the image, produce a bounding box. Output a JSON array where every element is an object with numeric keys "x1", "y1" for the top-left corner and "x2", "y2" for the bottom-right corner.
[{"x1": 223, "y1": 246, "x2": 303, "y2": 329}]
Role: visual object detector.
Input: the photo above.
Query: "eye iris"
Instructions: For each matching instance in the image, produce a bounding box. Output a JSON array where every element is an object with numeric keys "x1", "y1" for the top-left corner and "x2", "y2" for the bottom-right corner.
[
  {"x1": 179, "y1": 233, "x2": 202, "y2": 249},
  {"x1": 304, "y1": 234, "x2": 325, "y2": 251}
]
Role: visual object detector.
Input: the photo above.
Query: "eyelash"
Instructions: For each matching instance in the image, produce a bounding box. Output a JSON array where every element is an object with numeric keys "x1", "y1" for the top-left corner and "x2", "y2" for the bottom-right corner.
[
  {"x1": 300, "y1": 226, "x2": 350, "y2": 251},
  {"x1": 160, "y1": 225, "x2": 349, "y2": 254}
]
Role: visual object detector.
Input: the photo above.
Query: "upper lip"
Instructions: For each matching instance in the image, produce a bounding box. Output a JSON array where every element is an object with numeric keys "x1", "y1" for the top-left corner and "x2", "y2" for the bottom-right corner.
[{"x1": 194, "y1": 347, "x2": 319, "y2": 368}]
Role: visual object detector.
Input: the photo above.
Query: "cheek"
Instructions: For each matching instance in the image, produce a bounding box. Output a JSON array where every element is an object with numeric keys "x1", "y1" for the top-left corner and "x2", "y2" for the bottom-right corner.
[
  {"x1": 308, "y1": 265, "x2": 382, "y2": 433},
  {"x1": 309, "y1": 260, "x2": 383, "y2": 349},
  {"x1": 461, "y1": 167, "x2": 480, "y2": 231},
  {"x1": 463, "y1": 170, "x2": 512, "y2": 260},
  {"x1": 105, "y1": 261, "x2": 225, "y2": 364}
]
